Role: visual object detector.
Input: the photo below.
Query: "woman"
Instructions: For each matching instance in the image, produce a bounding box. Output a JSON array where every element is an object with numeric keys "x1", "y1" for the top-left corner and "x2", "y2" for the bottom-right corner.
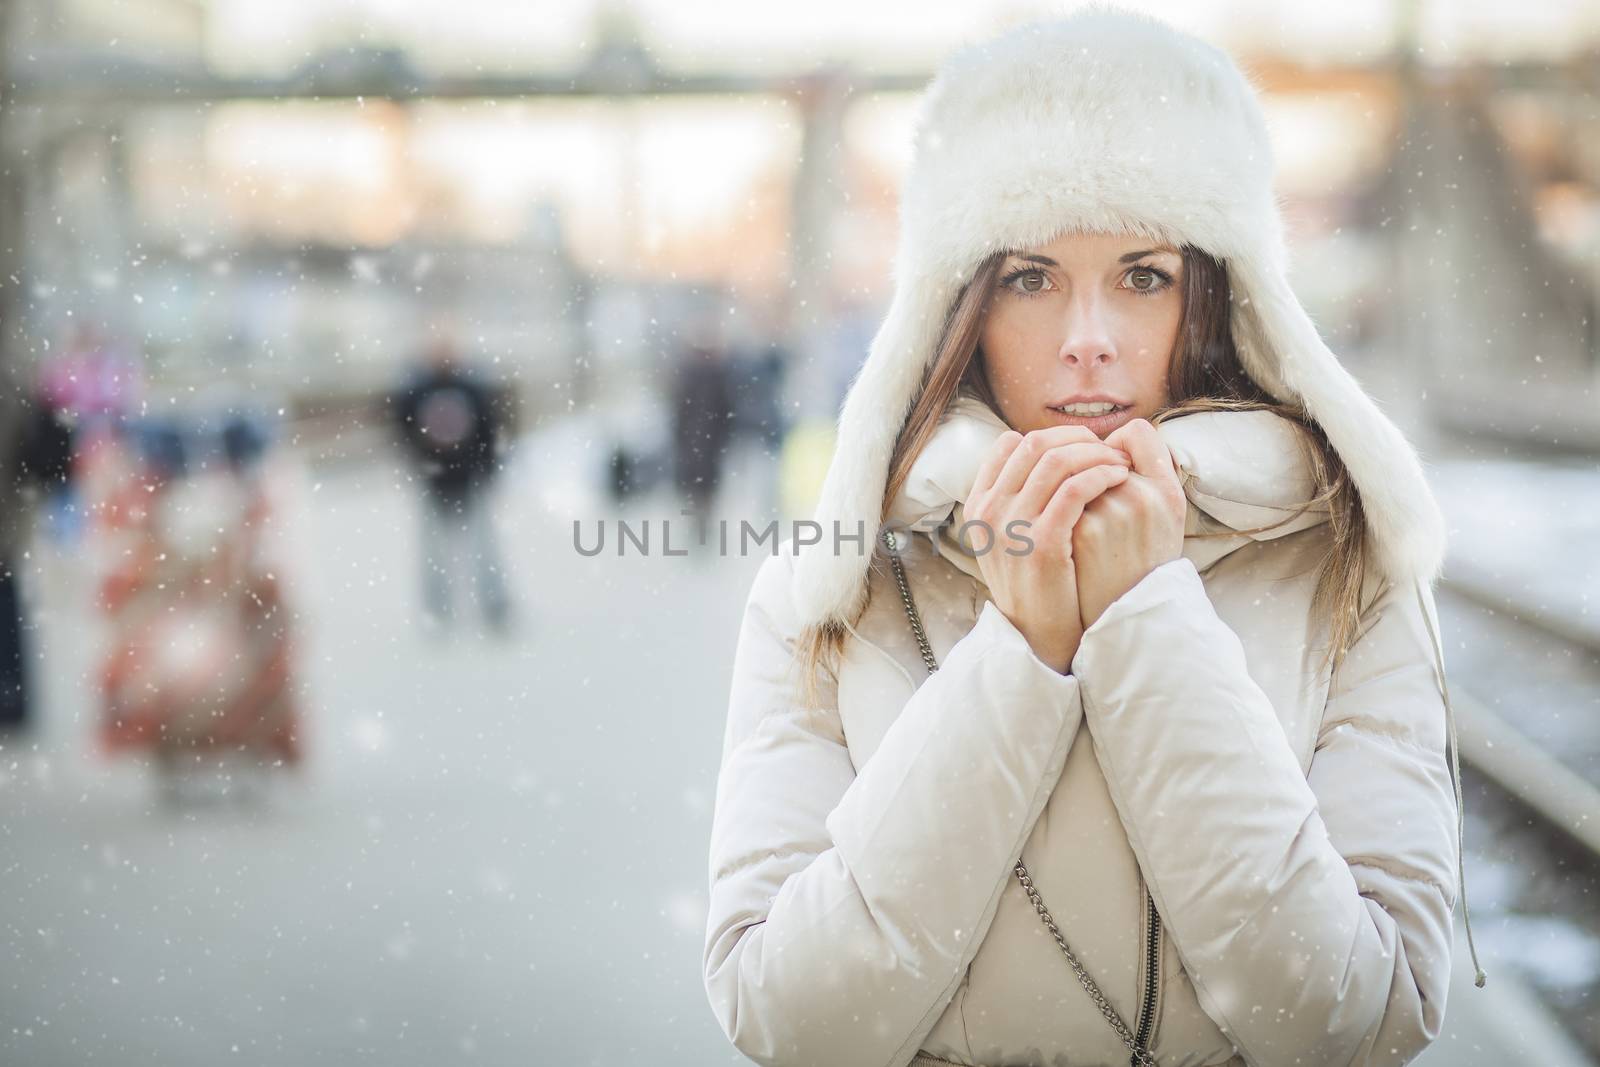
[{"x1": 703, "y1": 10, "x2": 1482, "y2": 1067}]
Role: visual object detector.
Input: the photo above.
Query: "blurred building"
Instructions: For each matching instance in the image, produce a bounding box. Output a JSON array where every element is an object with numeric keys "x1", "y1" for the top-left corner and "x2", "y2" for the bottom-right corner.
[{"x1": 0, "y1": 0, "x2": 1596, "y2": 445}]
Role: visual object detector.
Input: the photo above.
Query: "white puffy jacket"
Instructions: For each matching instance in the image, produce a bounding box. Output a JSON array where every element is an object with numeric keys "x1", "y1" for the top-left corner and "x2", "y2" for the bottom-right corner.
[{"x1": 703, "y1": 408, "x2": 1467, "y2": 1067}]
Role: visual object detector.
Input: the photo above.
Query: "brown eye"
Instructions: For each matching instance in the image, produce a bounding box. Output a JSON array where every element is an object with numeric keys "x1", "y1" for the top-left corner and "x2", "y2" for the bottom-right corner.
[
  {"x1": 1124, "y1": 265, "x2": 1174, "y2": 295},
  {"x1": 1001, "y1": 268, "x2": 1050, "y2": 296}
]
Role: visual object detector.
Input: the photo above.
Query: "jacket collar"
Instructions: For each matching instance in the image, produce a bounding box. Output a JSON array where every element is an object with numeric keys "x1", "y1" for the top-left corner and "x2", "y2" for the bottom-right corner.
[{"x1": 886, "y1": 393, "x2": 1330, "y2": 581}]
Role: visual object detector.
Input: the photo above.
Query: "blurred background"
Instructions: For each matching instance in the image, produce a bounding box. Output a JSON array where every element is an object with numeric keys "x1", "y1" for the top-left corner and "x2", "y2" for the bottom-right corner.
[{"x1": 0, "y1": 1, "x2": 1597, "y2": 1064}]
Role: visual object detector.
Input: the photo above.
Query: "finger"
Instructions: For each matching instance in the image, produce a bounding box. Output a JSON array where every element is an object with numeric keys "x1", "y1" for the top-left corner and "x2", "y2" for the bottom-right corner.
[
  {"x1": 991, "y1": 425, "x2": 1103, "y2": 498},
  {"x1": 970, "y1": 429, "x2": 1024, "y2": 501},
  {"x1": 1037, "y1": 462, "x2": 1131, "y2": 534},
  {"x1": 1014, "y1": 441, "x2": 1132, "y2": 517},
  {"x1": 1114, "y1": 419, "x2": 1177, "y2": 482}
]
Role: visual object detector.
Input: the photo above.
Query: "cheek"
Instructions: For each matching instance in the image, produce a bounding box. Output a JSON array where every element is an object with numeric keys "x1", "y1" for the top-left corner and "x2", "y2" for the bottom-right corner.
[
  {"x1": 982, "y1": 305, "x2": 1056, "y2": 371},
  {"x1": 979, "y1": 306, "x2": 1019, "y2": 356},
  {"x1": 1111, "y1": 298, "x2": 1180, "y2": 354},
  {"x1": 978, "y1": 311, "x2": 1057, "y2": 430},
  {"x1": 979, "y1": 312, "x2": 1035, "y2": 385},
  {"x1": 1113, "y1": 299, "x2": 1182, "y2": 385}
]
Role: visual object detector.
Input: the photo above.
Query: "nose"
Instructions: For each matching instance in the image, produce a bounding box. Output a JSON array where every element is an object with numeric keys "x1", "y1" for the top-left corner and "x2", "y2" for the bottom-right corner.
[{"x1": 1057, "y1": 290, "x2": 1117, "y2": 367}]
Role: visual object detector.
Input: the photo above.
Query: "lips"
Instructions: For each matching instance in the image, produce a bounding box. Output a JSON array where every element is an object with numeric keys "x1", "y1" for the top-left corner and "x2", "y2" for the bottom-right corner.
[
  {"x1": 1046, "y1": 395, "x2": 1129, "y2": 408},
  {"x1": 1042, "y1": 400, "x2": 1135, "y2": 436}
]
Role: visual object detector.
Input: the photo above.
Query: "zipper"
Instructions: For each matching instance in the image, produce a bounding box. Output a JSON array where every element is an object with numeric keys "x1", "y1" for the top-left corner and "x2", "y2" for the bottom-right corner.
[{"x1": 1132, "y1": 881, "x2": 1161, "y2": 1060}]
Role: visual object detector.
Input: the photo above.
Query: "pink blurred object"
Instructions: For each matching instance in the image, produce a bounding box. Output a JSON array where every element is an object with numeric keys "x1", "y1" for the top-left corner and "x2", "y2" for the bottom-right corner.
[{"x1": 40, "y1": 326, "x2": 141, "y2": 419}]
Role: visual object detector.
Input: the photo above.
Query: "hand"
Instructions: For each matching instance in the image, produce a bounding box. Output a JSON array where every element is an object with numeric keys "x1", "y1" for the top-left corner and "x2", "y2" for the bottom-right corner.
[
  {"x1": 964, "y1": 426, "x2": 1134, "y2": 673},
  {"x1": 1071, "y1": 418, "x2": 1187, "y2": 632}
]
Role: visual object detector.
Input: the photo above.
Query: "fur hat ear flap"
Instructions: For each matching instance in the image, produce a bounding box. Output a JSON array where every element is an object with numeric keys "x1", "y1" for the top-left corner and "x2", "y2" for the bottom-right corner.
[
  {"x1": 1228, "y1": 254, "x2": 1448, "y2": 587},
  {"x1": 790, "y1": 263, "x2": 961, "y2": 628}
]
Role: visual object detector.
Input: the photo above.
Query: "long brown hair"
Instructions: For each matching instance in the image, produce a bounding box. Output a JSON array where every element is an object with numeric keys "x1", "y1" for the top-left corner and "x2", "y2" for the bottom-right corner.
[{"x1": 795, "y1": 244, "x2": 1369, "y2": 710}]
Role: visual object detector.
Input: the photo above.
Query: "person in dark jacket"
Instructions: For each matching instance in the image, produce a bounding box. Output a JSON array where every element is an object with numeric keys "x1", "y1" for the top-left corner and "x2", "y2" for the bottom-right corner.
[
  {"x1": 728, "y1": 340, "x2": 790, "y2": 518},
  {"x1": 671, "y1": 340, "x2": 734, "y2": 536},
  {"x1": 0, "y1": 377, "x2": 34, "y2": 731},
  {"x1": 390, "y1": 340, "x2": 512, "y2": 634}
]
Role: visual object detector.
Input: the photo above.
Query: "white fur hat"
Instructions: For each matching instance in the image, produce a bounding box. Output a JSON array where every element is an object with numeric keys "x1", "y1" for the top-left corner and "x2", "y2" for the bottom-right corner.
[{"x1": 791, "y1": 4, "x2": 1446, "y2": 630}]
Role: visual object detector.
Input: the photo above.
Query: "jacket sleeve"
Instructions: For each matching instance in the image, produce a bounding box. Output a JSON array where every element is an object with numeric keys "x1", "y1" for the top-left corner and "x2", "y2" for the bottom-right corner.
[
  {"x1": 703, "y1": 551, "x2": 1084, "y2": 1067},
  {"x1": 1070, "y1": 555, "x2": 1457, "y2": 1067}
]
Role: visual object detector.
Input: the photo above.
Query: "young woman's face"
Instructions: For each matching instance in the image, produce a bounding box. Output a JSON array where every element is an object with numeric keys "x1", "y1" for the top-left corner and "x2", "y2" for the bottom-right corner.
[{"x1": 978, "y1": 230, "x2": 1183, "y2": 438}]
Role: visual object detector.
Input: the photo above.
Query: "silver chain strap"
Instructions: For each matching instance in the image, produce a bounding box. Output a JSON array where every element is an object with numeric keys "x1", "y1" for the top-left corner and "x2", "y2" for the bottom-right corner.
[{"x1": 880, "y1": 528, "x2": 1158, "y2": 1067}]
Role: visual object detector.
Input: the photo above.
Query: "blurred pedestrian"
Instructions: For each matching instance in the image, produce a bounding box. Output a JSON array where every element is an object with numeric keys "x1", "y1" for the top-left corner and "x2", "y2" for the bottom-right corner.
[
  {"x1": 37, "y1": 323, "x2": 140, "y2": 547},
  {"x1": 602, "y1": 390, "x2": 672, "y2": 509},
  {"x1": 670, "y1": 340, "x2": 733, "y2": 538},
  {"x1": 0, "y1": 376, "x2": 34, "y2": 732},
  {"x1": 0, "y1": 372, "x2": 82, "y2": 733},
  {"x1": 729, "y1": 340, "x2": 789, "y2": 518},
  {"x1": 389, "y1": 338, "x2": 513, "y2": 635}
]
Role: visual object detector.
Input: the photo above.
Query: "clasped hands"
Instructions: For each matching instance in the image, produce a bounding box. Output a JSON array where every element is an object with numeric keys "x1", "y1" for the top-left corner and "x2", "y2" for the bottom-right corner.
[{"x1": 961, "y1": 419, "x2": 1187, "y2": 674}]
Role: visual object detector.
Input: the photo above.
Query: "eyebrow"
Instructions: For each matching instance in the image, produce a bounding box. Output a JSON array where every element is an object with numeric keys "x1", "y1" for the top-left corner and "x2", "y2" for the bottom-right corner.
[{"x1": 1014, "y1": 248, "x2": 1177, "y2": 266}]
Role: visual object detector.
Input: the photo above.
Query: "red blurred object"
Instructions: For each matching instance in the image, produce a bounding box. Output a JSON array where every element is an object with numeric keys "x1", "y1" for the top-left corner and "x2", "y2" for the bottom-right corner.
[{"x1": 94, "y1": 439, "x2": 303, "y2": 772}]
